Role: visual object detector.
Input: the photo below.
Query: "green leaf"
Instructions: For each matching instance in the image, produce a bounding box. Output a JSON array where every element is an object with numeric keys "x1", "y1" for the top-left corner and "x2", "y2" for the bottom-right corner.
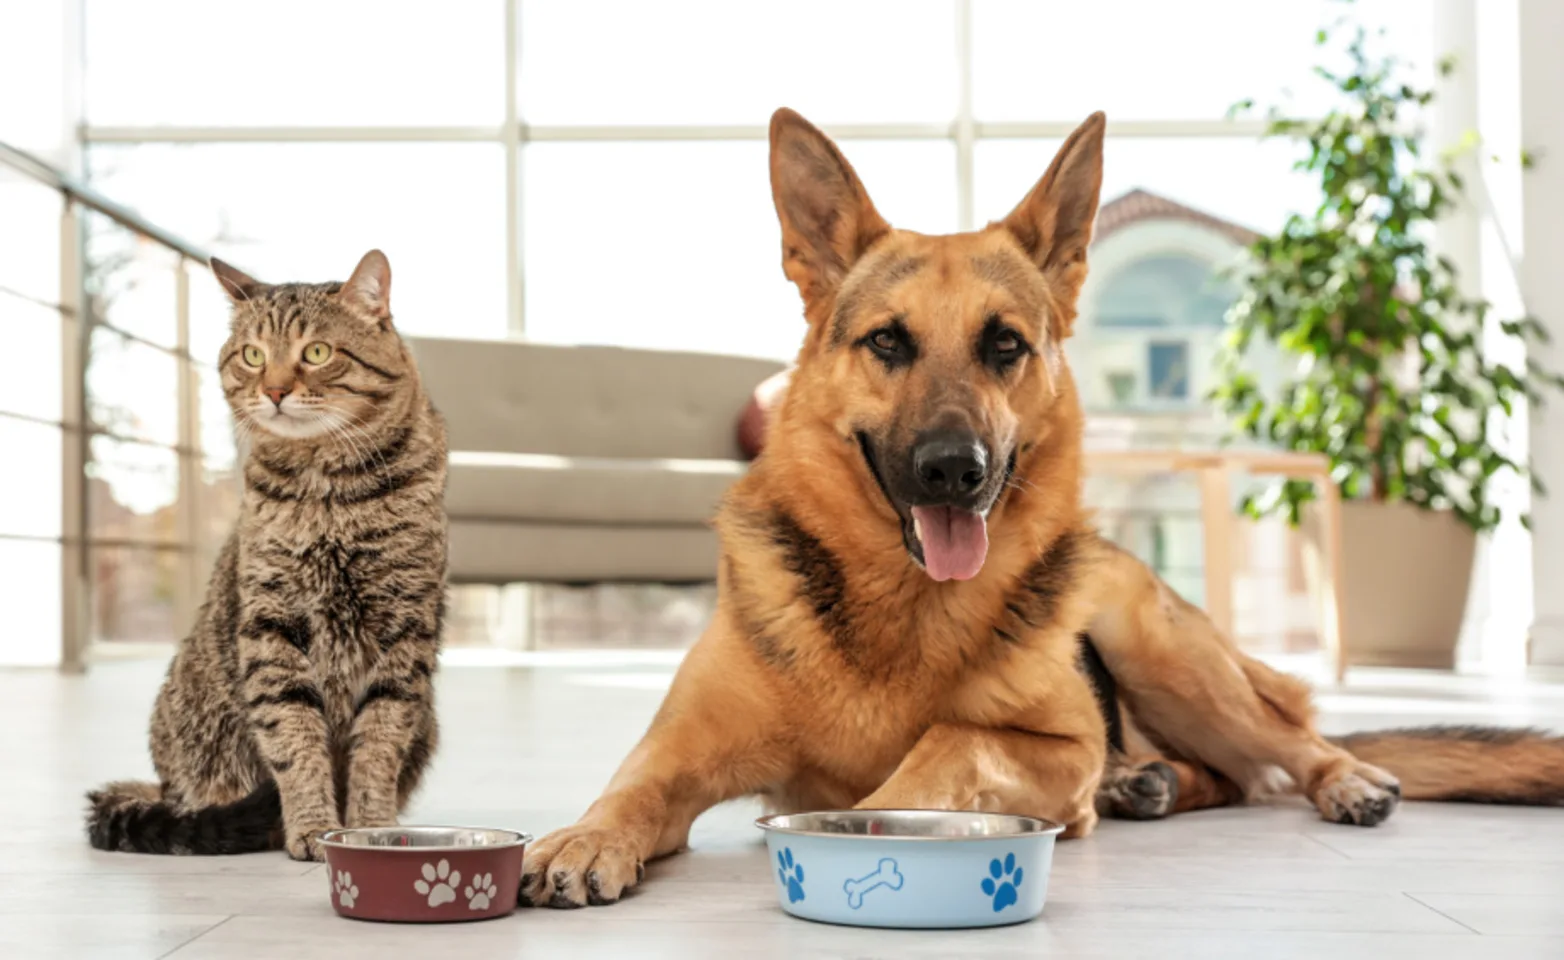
[{"x1": 1218, "y1": 24, "x2": 1564, "y2": 536}]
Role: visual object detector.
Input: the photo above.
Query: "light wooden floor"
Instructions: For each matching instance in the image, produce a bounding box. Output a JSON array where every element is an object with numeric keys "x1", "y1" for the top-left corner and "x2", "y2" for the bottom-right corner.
[{"x1": 8, "y1": 657, "x2": 1564, "y2": 959}]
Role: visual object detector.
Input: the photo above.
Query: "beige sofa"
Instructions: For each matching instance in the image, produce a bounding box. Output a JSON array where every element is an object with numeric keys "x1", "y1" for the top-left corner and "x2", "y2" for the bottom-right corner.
[{"x1": 407, "y1": 337, "x2": 784, "y2": 584}]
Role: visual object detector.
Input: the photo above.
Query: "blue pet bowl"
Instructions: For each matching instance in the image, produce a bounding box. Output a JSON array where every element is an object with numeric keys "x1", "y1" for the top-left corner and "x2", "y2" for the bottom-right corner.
[{"x1": 754, "y1": 809, "x2": 1063, "y2": 928}]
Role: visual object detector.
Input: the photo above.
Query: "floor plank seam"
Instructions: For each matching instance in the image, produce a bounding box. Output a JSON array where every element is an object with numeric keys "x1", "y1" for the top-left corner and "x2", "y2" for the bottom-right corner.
[
  {"x1": 1301, "y1": 833, "x2": 1354, "y2": 860},
  {"x1": 1402, "y1": 892, "x2": 1482, "y2": 935},
  {"x1": 155, "y1": 915, "x2": 236, "y2": 959}
]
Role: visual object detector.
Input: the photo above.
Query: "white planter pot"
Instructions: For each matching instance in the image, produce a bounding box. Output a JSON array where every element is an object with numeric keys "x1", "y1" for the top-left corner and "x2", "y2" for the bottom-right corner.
[{"x1": 1303, "y1": 501, "x2": 1476, "y2": 669}]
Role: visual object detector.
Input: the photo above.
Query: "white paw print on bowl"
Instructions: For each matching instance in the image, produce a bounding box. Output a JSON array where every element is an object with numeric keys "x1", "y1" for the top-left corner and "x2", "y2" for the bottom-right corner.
[
  {"x1": 413, "y1": 859, "x2": 462, "y2": 907},
  {"x1": 464, "y1": 872, "x2": 498, "y2": 910},
  {"x1": 334, "y1": 870, "x2": 359, "y2": 909}
]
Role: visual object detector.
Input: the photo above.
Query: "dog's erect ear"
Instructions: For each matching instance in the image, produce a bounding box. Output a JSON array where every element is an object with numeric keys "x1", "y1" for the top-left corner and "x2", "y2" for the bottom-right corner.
[
  {"x1": 769, "y1": 108, "x2": 891, "y2": 315},
  {"x1": 339, "y1": 249, "x2": 393, "y2": 326},
  {"x1": 210, "y1": 258, "x2": 265, "y2": 304},
  {"x1": 999, "y1": 112, "x2": 1106, "y2": 339}
]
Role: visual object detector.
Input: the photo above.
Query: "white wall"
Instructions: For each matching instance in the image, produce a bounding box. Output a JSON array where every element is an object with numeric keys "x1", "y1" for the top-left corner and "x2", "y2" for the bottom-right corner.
[
  {"x1": 1473, "y1": 0, "x2": 1534, "y2": 669},
  {"x1": 1518, "y1": 0, "x2": 1564, "y2": 667},
  {"x1": 0, "y1": 0, "x2": 77, "y2": 667},
  {"x1": 0, "y1": 2, "x2": 76, "y2": 165}
]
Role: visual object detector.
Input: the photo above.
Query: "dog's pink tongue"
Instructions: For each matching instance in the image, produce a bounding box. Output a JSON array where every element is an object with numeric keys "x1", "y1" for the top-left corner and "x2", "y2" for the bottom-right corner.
[{"x1": 911, "y1": 505, "x2": 989, "y2": 581}]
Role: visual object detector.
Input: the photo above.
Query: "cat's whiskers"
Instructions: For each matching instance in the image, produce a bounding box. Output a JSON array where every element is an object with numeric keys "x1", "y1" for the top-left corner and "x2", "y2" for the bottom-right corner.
[
  {"x1": 318, "y1": 410, "x2": 374, "y2": 474},
  {"x1": 321, "y1": 409, "x2": 391, "y2": 479},
  {"x1": 231, "y1": 411, "x2": 258, "y2": 460},
  {"x1": 325, "y1": 409, "x2": 392, "y2": 477}
]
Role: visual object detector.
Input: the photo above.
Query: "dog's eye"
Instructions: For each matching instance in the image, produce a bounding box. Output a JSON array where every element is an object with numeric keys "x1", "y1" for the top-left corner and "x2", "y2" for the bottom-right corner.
[
  {"x1": 980, "y1": 319, "x2": 1030, "y2": 372},
  {"x1": 862, "y1": 322, "x2": 916, "y2": 366}
]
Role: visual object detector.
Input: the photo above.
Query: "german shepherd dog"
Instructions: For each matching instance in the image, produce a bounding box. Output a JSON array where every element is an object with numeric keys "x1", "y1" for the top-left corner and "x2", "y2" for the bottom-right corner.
[{"x1": 521, "y1": 109, "x2": 1564, "y2": 908}]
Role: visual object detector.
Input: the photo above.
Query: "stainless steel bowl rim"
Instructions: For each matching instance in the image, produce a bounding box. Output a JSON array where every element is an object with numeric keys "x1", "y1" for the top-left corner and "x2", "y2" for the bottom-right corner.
[
  {"x1": 318, "y1": 825, "x2": 532, "y2": 852},
  {"x1": 754, "y1": 808, "x2": 1065, "y2": 840}
]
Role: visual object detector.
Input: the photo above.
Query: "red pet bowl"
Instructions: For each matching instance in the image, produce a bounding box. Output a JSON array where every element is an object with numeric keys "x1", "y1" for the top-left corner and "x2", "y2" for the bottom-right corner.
[{"x1": 319, "y1": 826, "x2": 530, "y2": 923}]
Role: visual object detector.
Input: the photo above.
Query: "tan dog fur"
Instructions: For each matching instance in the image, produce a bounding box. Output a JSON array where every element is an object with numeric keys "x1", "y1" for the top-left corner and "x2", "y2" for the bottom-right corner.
[{"x1": 520, "y1": 109, "x2": 1562, "y2": 909}]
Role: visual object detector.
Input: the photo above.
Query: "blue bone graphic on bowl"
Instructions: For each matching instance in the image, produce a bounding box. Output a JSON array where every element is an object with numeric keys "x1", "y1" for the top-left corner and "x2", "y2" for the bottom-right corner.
[{"x1": 843, "y1": 857, "x2": 905, "y2": 909}]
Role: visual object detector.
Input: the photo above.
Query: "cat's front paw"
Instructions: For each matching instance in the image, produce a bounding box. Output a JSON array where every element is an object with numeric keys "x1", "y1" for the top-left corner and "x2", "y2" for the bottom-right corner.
[
  {"x1": 347, "y1": 815, "x2": 399, "y2": 830},
  {"x1": 285, "y1": 822, "x2": 338, "y2": 861},
  {"x1": 345, "y1": 804, "x2": 399, "y2": 831}
]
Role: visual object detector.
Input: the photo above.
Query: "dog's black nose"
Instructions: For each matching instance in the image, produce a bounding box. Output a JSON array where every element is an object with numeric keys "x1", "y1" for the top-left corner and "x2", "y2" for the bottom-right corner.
[{"x1": 913, "y1": 432, "x2": 988, "y2": 501}]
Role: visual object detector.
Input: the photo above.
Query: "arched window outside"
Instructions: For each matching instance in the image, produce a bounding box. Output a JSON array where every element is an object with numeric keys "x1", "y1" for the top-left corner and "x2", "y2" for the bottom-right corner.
[{"x1": 1089, "y1": 253, "x2": 1237, "y2": 409}]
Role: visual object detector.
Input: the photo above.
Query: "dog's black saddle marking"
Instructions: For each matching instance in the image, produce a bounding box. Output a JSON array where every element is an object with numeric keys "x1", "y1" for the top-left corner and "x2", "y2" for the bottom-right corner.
[{"x1": 1076, "y1": 634, "x2": 1124, "y2": 754}]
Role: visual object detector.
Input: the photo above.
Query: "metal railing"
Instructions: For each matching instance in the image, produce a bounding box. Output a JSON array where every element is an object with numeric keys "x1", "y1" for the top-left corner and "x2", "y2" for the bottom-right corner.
[{"x1": 0, "y1": 139, "x2": 243, "y2": 672}]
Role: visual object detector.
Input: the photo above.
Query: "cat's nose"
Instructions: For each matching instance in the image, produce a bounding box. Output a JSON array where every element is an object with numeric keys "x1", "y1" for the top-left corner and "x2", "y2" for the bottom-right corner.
[{"x1": 263, "y1": 386, "x2": 289, "y2": 407}]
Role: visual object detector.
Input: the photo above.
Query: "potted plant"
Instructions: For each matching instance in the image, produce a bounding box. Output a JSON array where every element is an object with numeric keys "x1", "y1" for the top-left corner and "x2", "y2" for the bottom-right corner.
[{"x1": 1214, "y1": 25, "x2": 1563, "y2": 668}]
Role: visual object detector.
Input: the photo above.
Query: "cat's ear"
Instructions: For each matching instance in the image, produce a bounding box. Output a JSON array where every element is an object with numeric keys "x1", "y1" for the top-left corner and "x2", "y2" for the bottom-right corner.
[
  {"x1": 209, "y1": 258, "x2": 264, "y2": 303},
  {"x1": 339, "y1": 249, "x2": 392, "y2": 326}
]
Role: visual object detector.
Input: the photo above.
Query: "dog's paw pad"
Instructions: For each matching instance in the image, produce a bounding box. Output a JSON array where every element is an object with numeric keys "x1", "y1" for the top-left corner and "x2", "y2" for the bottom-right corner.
[
  {"x1": 1315, "y1": 772, "x2": 1400, "y2": 827},
  {"x1": 1104, "y1": 762, "x2": 1178, "y2": 821}
]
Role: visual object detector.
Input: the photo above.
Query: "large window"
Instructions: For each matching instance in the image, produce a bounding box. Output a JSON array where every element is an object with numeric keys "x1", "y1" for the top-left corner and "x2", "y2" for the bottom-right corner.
[
  {"x1": 80, "y1": 0, "x2": 1436, "y2": 361},
  {"x1": 0, "y1": 173, "x2": 67, "y2": 665},
  {"x1": 37, "y1": 0, "x2": 1444, "y2": 657}
]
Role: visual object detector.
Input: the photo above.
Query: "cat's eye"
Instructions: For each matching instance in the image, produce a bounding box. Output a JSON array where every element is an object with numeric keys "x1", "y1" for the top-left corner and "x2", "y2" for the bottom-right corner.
[
  {"x1": 302, "y1": 342, "x2": 332, "y2": 365},
  {"x1": 241, "y1": 345, "x2": 265, "y2": 368}
]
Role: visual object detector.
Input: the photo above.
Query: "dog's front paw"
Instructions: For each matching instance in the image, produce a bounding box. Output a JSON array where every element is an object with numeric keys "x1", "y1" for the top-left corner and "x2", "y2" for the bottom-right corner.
[
  {"x1": 520, "y1": 822, "x2": 644, "y2": 908},
  {"x1": 285, "y1": 821, "x2": 338, "y2": 861},
  {"x1": 1311, "y1": 761, "x2": 1401, "y2": 827},
  {"x1": 855, "y1": 776, "x2": 959, "y2": 812}
]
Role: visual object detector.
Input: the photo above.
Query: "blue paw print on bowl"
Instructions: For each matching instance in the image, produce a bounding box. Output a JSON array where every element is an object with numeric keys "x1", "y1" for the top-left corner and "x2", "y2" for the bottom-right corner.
[
  {"x1": 777, "y1": 847, "x2": 806, "y2": 903},
  {"x1": 981, "y1": 852, "x2": 1024, "y2": 912}
]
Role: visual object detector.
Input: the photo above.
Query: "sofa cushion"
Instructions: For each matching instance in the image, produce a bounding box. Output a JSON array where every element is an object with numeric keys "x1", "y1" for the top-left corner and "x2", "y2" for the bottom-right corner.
[
  {"x1": 446, "y1": 452, "x2": 745, "y2": 526},
  {"x1": 409, "y1": 337, "x2": 787, "y2": 461},
  {"x1": 448, "y1": 521, "x2": 720, "y2": 584}
]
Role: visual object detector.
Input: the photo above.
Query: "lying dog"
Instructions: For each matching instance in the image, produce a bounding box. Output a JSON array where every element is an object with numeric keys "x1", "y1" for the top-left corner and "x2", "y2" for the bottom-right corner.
[{"x1": 522, "y1": 108, "x2": 1564, "y2": 908}]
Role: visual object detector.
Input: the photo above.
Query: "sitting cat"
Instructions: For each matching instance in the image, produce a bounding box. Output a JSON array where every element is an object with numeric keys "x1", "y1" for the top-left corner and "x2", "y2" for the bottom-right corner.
[{"x1": 86, "y1": 250, "x2": 448, "y2": 860}]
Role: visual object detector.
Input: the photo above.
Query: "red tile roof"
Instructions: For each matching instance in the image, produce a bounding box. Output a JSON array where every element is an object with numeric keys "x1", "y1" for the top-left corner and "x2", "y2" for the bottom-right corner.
[{"x1": 1093, "y1": 189, "x2": 1260, "y2": 247}]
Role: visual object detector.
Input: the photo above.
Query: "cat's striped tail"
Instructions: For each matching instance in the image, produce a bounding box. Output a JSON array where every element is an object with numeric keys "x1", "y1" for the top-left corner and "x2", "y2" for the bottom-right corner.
[
  {"x1": 1331, "y1": 726, "x2": 1564, "y2": 805},
  {"x1": 85, "y1": 780, "x2": 281, "y2": 854}
]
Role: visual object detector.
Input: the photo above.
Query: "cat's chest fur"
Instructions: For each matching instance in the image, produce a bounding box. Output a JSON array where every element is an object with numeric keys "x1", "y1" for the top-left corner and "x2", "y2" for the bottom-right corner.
[{"x1": 239, "y1": 505, "x2": 386, "y2": 688}]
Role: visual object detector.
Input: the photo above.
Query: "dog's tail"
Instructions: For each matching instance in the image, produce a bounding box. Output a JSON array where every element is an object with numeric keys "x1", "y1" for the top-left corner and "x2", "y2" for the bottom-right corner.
[
  {"x1": 1331, "y1": 726, "x2": 1564, "y2": 805},
  {"x1": 85, "y1": 779, "x2": 282, "y2": 854}
]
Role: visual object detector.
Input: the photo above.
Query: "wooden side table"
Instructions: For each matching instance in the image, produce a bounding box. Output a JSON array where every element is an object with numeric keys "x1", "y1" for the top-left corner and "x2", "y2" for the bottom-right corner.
[{"x1": 1085, "y1": 449, "x2": 1346, "y2": 682}]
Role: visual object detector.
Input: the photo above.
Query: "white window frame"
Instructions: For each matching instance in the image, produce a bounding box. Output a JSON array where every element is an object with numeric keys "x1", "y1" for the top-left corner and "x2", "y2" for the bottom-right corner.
[{"x1": 77, "y1": 0, "x2": 1278, "y2": 341}]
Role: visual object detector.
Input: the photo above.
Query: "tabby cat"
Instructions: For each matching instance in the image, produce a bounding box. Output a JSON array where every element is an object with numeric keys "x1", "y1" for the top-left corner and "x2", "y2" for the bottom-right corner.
[{"x1": 86, "y1": 250, "x2": 449, "y2": 861}]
